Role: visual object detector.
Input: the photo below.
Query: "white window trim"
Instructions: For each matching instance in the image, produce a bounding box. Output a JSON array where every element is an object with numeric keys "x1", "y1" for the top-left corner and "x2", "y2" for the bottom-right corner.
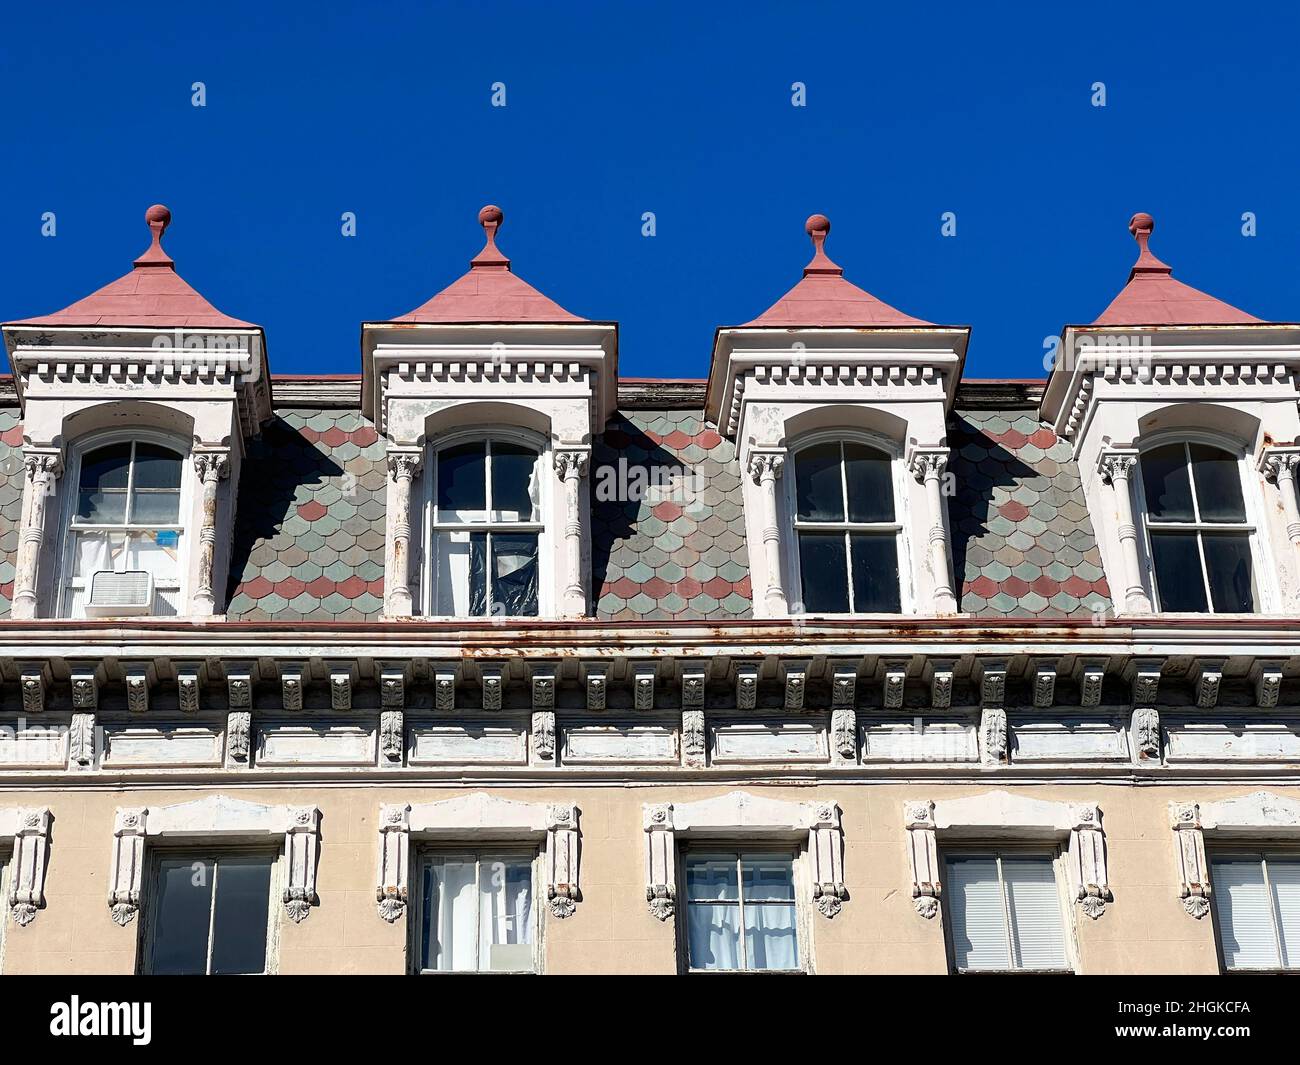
[
  {"x1": 375, "y1": 793, "x2": 580, "y2": 929},
  {"x1": 139, "y1": 846, "x2": 283, "y2": 976},
  {"x1": 1170, "y1": 791, "x2": 1300, "y2": 919},
  {"x1": 904, "y1": 791, "x2": 1110, "y2": 922},
  {"x1": 0, "y1": 807, "x2": 52, "y2": 927},
  {"x1": 781, "y1": 428, "x2": 916, "y2": 616},
  {"x1": 940, "y1": 843, "x2": 1077, "y2": 974},
  {"x1": 1132, "y1": 429, "x2": 1277, "y2": 615},
  {"x1": 54, "y1": 428, "x2": 194, "y2": 619},
  {"x1": 107, "y1": 795, "x2": 320, "y2": 928},
  {"x1": 409, "y1": 845, "x2": 543, "y2": 975},
  {"x1": 416, "y1": 427, "x2": 553, "y2": 618},
  {"x1": 642, "y1": 790, "x2": 846, "y2": 928}
]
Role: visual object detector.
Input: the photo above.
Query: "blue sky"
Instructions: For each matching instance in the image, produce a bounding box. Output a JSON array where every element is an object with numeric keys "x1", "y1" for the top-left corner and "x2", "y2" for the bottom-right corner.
[{"x1": 2, "y1": 1, "x2": 1298, "y2": 380}]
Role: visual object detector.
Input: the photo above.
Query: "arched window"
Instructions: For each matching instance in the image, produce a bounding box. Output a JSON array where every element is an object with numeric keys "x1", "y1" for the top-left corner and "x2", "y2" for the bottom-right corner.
[
  {"x1": 61, "y1": 439, "x2": 185, "y2": 617},
  {"x1": 790, "y1": 438, "x2": 902, "y2": 614},
  {"x1": 426, "y1": 436, "x2": 543, "y2": 617},
  {"x1": 1140, "y1": 440, "x2": 1257, "y2": 613}
]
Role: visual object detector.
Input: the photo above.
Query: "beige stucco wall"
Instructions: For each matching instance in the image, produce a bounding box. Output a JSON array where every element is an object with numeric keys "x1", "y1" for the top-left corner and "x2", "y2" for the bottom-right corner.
[{"x1": 0, "y1": 782, "x2": 1262, "y2": 975}]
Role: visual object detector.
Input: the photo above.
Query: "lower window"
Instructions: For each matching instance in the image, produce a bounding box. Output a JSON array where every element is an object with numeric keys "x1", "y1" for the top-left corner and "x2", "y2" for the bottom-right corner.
[
  {"x1": 1212, "y1": 853, "x2": 1300, "y2": 971},
  {"x1": 684, "y1": 851, "x2": 800, "y2": 972},
  {"x1": 144, "y1": 852, "x2": 275, "y2": 975},
  {"x1": 416, "y1": 851, "x2": 537, "y2": 973},
  {"x1": 944, "y1": 851, "x2": 1071, "y2": 973}
]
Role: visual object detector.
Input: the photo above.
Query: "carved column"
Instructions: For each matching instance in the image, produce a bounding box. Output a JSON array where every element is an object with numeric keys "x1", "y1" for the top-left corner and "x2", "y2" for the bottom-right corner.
[
  {"x1": 1099, "y1": 450, "x2": 1153, "y2": 613},
  {"x1": 384, "y1": 450, "x2": 422, "y2": 616},
  {"x1": 13, "y1": 450, "x2": 62, "y2": 620},
  {"x1": 376, "y1": 803, "x2": 411, "y2": 922},
  {"x1": 555, "y1": 448, "x2": 590, "y2": 617},
  {"x1": 643, "y1": 803, "x2": 676, "y2": 919},
  {"x1": 746, "y1": 451, "x2": 788, "y2": 615},
  {"x1": 909, "y1": 448, "x2": 958, "y2": 614},
  {"x1": 191, "y1": 450, "x2": 230, "y2": 615},
  {"x1": 1262, "y1": 449, "x2": 1300, "y2": 545},
  {"x1": 904, "y1": 800, "x2": 940, "y2": 918}
]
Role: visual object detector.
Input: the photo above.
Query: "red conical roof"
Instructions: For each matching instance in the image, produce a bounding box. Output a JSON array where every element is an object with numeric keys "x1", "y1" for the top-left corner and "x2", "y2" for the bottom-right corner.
[
  {"x1": 393, "y1": 205, "x2": 585, "y2": 323},
  {"x1": 9, "y1": 205, "x2": 256, "y2": 329},
  {"x1": 743, "y1": 214, "x2": 932, "y2": 328},
  {"x1": 1093, "y1": 212, "x2": 1261, "y2": 326}
]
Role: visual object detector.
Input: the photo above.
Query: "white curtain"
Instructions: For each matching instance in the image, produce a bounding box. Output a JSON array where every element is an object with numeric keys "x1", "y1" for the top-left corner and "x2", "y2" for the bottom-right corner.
[
  {"x1": 744, "y1": 903, "x2": 797, "y2": 970},
  {"x1": 478, "y1": 858, "x2": 532, "y2": 971},
  {"x1": 425, "y1": 859, "x2": 477, "y2": 972}
]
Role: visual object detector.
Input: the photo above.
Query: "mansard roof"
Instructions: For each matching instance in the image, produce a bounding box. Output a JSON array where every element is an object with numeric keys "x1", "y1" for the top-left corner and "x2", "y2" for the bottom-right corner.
[
  {"x1": 390, "y1": 205, "x2": 586, "y2": 324},
  {"x1": 7, "y1": 205, "x2": 258, "y2": 330},
  {"x1": 741, "y1": 214, "x2": 933, "y2": 328},
  {"x1": 1092, "y1": 212, "x2": 1261, "y2": 327}
]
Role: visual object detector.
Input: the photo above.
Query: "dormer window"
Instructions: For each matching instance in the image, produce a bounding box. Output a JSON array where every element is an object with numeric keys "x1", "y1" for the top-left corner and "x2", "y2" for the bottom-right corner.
[
  {"x1": 1140, "y1": 441, "x2": 1256, "y2": 613},
  {"x1": 424, "y1": 434, "x2": 544, "y2": 617},
  {"x1": 60, "y1": 438, "x2": 186, "y2": 618},
  {"x1": 790, "y1": 437, "x2": 902, "y2": 614}
]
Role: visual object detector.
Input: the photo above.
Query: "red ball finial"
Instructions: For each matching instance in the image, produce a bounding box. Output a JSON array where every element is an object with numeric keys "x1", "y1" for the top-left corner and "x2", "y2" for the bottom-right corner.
[
  {"x1": 145, "y1": 204, "x2": 172, "y2": 231},
  {"x1": 805, "y1": 213, "x2": 831, "y2": 238},
  {"x1": 479, "y1": 204, "x2": 503, "y2": 229},
  {"x1": 1129, "y1": 212, "x2": 1155, "y2": 238},
  {"x1": 801, "y1": 213, "x2": 841, "y2": 277}
]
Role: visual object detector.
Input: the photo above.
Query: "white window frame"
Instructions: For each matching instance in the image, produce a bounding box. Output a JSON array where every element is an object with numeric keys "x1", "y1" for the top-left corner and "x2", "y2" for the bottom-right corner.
[
  {"x1": 417, "y1": 426, "x2": 551, "y2": 618},
  {"x1": 410, "y1": 845, "x2": 542, "y2": 975},
  {"x1": 940, "y1": 844, "x2": 1077, "y2": 975},
  {"x1": 781, "y1": 428, "x2": 914, "y2": 616},
  {"x1": 1134, "y1": 431, "x2": 1272, "y2": 614},
  {"x1": 679, "y1": 844, "x2": 805, "y2": 974},
  {"x1": 139, "y1": 845, "x2": 282, "y2": 976},
  {"x1": 1208, "y1": 848, "x2": 1300, "y2": 973},
  {"x1": 54, "y1": 428, "x2": 193, "y2": 619}
]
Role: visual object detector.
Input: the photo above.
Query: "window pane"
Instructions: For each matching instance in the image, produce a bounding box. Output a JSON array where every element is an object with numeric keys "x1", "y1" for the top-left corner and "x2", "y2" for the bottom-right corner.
[
  {"x1": 131, "y1": 489, "x2": 181, "y2": 525},
  {"x1": 436, "y1": 442, "x2": 486, "y2": 521},
  {"x1": 423, "y1": 858, "x2": 478, "y2": 972},
  {"x1": 1189, "y1": 443, "x2": 1247, "y2": 522},
  {"x1": 1202, "y1": 532, "x2": 1255, "y2": 613},
  {"x1": 491, "y1": 444, "x2": 539, "y2": 522},
  {"x1": 478, "y1": 857, "x2": 533, "y2": 972},
  {"x1": 1142, "y1": 443, "x2": 1194, "y2": 521},
  {"x1": 742, "y1": 856, "x2": 796, "y2": 901},
  {"x1": 685, "y1": 856, "x2": 739, "y2": 901},
  {"x1": 798, "y1": 532, "x2": 849, "y2": 613},
  {"x1": 490, "y1": 533, "x2": 538, "y2": 616},
  {"x1": 744, "y1": 902, "x2": 798, "y2": 970},
  {"x1": 945, "y1": 856, "x2": 1010, "y2": 971},
  {"x1": 1002, "y1": 858, "x2": 1069, "y2": 970},
  {"x1": 77, "y1": 444, "x2": 132, "y2": 523},
  {"x1": 1149, "y1": 532, "x2": 1209, "y2": 612},
  {"x1": 209, "y1": 856, "x2": 272, "y2": 975},
  {"x1": 1269, "y1": 859, "x2": 1300, "y2": 969},
  {"x1": 132, "y1": 444, "x2": 183, "y2": 490},
  {"x1": 687, "y1": 903, "x2": 741, "y2": 970},
  {"x1": 151, "y1": 858, "x2": 214, "y2": 975},
  {"x1": 434, "y1": 531, "x2": 487, "y2": 616},
  {"x1": 1213, "y1": 858, "x2": 1280, "y2": 970},
  {"x1": 850, "y1": 532, "x2": 902, "y2": 612},
  {"x1": 844, "y1": 442, "x2": 894, "y2": 523},
  {"x1": 794, "y1": 442, "x2": 844, "y2": 521}
]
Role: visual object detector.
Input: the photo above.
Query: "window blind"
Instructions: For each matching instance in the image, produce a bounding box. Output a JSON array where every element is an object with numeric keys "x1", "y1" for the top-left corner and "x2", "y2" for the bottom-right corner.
[
  {"x1": 946, "y1": 853, "x2": 1068, "y2": 971},
  {"x1": 1212, "y1": 858, "x2": 1279, "y2": 969}
]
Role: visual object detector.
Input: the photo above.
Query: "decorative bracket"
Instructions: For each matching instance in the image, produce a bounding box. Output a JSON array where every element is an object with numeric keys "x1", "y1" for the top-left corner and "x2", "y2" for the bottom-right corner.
[
  {"x1": 5, "y1": 807, "x2": 52, "y2": 926},
  {"x1": 904, "y1": 800, "x2": 940, "y2": 918}
]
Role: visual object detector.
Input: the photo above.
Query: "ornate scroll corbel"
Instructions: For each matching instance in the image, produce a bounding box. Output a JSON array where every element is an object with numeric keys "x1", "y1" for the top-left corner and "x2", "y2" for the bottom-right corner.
[
  {"x1": 809, "y1": 803, "x2": 847, "y2": 918},
  {"x1": 545, "y1": 804, "x2": 580, "y2": 917},
  {"x1": 9, "y1": 807, "x2": 52, "y2": 926},
  {"x1": 1170, "y1": 802, "x2": 1210, "y2": 918},
  {"x1": 108, "y1": 807, "x2": 147, "y2": 926},
  {"x1": 643, "y1": 803, "x2": 676, "y2": 920},
  {"x1": 376, "y1": 803, "x2": 411, "y2": 922},
  {"x1": 1068, "y1": 804, "x2": 1112, "y2": 919},
  {"x1": 282, "y1": 806, "x2": 321, "y2": 923},
  {"x1": 904, "y1": 800, "x2": 941, "y2": 918}
]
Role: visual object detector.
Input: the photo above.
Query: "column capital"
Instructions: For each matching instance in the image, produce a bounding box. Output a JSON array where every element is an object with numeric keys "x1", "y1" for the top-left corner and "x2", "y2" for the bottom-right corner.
[
  {"x1": 906, "y1": 445, "x2": 949, "y2": 483},
  {"x1": 387, "y1": 450, "x2": 423, "y2": 480},
  {"x1": 1259, "y1": 445, "x2": 1300, "y2": 483},
  {"x1": 746, "y1": 450, "x2": 785, "y2": 484},
  {"x1": 21, "y1": 447, "x2": 62, "y2": 481},
  {"x1": 554, "y1": 447, "x2": 590, "y2": 480},
  {"x1": 192, "y1": 449, "x2": 231, "y2": 481},
  {"x1": 1098, "y1": 448, "x2": 1140, "y2": 484}
]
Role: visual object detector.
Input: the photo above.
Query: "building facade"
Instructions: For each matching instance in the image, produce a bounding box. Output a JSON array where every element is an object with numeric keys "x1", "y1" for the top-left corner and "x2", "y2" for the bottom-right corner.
[{"x1": 0, "y1": 203, "x2": 1298, "y2": 974}]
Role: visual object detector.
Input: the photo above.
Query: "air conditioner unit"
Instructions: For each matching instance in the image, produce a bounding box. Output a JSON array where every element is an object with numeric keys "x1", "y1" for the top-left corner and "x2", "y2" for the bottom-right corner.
[{"x1": 85, "y1": 570, "x2": 154, "y2": 617}]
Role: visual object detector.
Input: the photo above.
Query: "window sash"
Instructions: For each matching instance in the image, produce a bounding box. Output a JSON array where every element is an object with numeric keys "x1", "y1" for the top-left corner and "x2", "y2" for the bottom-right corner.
[
  {"x1": 145, "y1": 850, "x2": 276, "y2": 976},
  {"x1": 684, "y1": 851, "x2": 799, "y2": 973},
  {"x1": 944, "y1": 850, "x2": 1071, "y2": 973},
  {"x1": 417, "y1": 850, "x2": 537, "y2": 974},
  {"x1": 1213, "y1": 853, "x2": 1300, "y2": 971},
  {"x1": 431, "y1": 440, "x2": 540, "y2": 528}
]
